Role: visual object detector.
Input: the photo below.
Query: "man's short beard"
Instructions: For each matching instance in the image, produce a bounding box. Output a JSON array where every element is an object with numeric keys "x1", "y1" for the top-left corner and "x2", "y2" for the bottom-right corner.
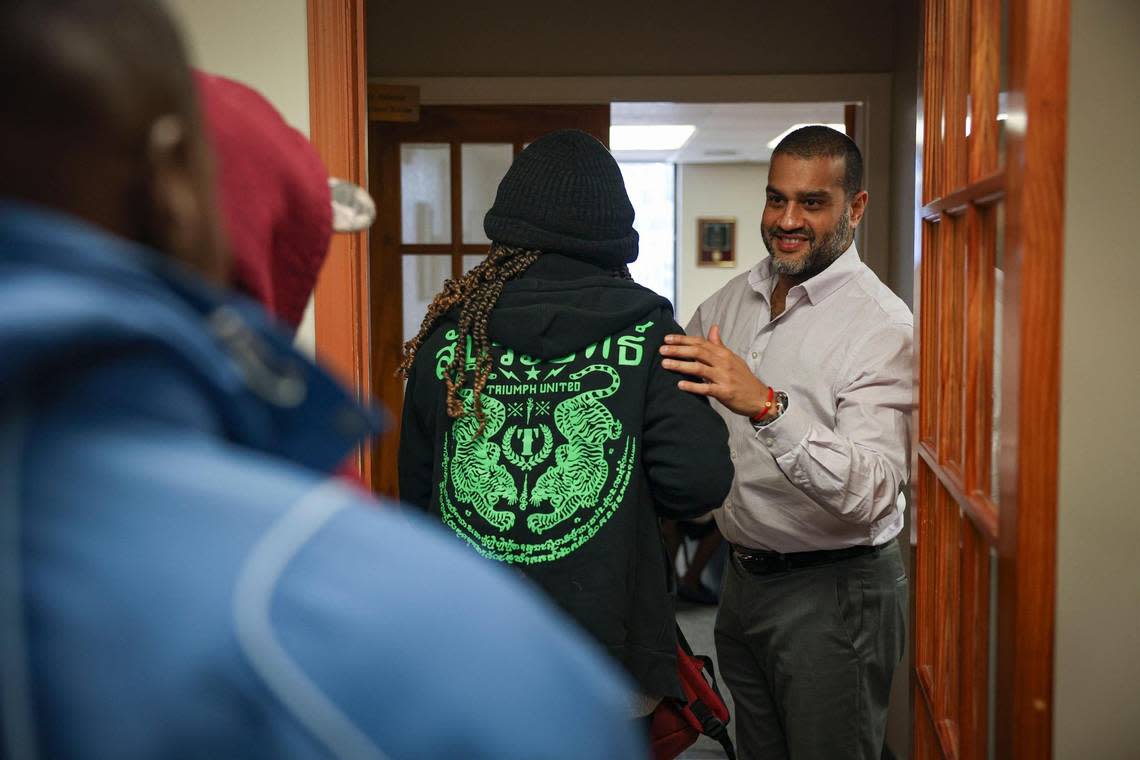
[{"x1": 766, "y1": 206, "x2": 853, "y2": 279}]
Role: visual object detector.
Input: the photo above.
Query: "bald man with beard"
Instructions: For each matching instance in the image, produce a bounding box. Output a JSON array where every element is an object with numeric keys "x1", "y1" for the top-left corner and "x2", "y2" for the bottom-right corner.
[{"x1": 0, "y1": 2, "x2": 645, "y2": 758}]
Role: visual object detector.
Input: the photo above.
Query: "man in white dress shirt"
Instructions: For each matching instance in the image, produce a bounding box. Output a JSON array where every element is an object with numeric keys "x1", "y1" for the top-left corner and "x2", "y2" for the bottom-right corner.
[{"x1": 660, "y1": 126, "x2": 912, "y2": 759}]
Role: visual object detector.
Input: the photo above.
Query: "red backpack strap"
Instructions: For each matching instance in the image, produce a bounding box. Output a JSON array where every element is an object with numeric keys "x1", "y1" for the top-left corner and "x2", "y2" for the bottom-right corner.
[{"x1": 674, "y1": 625, "x2": 736, "y2": 760}]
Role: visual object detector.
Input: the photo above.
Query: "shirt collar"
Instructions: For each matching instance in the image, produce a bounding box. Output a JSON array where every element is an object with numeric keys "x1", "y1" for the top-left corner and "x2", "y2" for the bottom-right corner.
[{"x1": 748, "y1": 243, "x2": 863, "y2": 305}]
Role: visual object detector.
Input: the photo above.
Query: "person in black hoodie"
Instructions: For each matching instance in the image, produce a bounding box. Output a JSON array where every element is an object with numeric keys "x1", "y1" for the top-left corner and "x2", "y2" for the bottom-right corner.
[{"x1": 398, "y1": 129, "x2": 734, "y2": 716}]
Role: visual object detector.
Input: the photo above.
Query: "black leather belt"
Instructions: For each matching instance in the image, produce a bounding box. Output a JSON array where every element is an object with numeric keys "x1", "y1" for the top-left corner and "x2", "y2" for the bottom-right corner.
[{"x1": 731, "y1": 543, "x2": 881, "y2": 576}]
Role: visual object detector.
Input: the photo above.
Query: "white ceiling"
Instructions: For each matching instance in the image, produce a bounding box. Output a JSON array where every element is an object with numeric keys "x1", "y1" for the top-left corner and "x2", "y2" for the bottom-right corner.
[{"x1": 610, "y1": 101, "x2": 849, "y2": 164}]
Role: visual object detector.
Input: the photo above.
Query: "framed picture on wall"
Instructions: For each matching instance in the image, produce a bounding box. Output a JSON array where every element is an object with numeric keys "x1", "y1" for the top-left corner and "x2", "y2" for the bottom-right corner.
[{"x1": 697, "y1": 217, "x2": 736, "y2": 268}]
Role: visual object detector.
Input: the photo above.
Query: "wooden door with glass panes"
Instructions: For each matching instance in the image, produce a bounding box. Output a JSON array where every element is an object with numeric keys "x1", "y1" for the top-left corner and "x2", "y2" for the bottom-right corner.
[
  {"x1": 913, "y1": 0, "x2": 1067, "y2": 757},
  {"x1": 366, "y1": 104, "x2": 610, "y2": 498}
]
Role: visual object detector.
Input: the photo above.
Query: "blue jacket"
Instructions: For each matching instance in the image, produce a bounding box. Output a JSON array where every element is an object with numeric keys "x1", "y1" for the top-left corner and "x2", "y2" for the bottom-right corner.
[{"x1": 0, "y1": 203, "x2": 646, "y2": 760}]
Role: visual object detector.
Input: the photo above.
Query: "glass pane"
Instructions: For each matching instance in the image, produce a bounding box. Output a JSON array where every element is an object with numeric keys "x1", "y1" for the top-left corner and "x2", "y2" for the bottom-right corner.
[
  {"x1": 620, "y1": 162, "x2": 676, "y2": 307},
  {"x1": 402, "y1": 255, "x2": 451, "y2": 345},
  {"x1": 991, "y1": 203, "x2": 1005, "y2": 502},
  {"x1": 401, "y1": 143, "x2": 451, "y2": 245},
  {"x1": 462, "y1": 254, "x2": 484, "y2": 274},
  {"x1": 461, "y1": 144, "x2": 513, "y2": 245}
]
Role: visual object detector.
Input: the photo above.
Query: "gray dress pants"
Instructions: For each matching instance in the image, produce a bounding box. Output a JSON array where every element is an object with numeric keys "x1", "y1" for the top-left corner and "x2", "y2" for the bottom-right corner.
[{"x1": 714, "y1": 541, "x2": 907, "y2": 760}]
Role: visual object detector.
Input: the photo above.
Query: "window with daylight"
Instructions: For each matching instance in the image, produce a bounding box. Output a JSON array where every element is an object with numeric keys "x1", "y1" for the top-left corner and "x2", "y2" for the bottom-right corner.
[{"x1": 619, "y1": 162, "x2": 675, "y2": 308}]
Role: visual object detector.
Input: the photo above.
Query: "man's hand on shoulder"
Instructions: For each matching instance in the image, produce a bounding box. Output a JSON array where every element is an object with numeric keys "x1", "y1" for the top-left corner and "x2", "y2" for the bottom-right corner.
[{"x1": 660, "y1": 325, "x2": 770, "y2": 417}]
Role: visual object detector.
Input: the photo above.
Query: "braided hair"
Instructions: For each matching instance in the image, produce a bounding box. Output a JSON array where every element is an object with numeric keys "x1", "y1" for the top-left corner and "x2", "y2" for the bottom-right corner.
[{"x1": 399, "y1": 244, "x2": 634, "y2": 431}]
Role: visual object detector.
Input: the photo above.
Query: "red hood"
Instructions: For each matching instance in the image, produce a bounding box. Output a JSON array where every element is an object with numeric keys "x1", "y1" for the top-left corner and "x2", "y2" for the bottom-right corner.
[{"x1": 194, "y1": 71, "x2": 332, "y2": 330}]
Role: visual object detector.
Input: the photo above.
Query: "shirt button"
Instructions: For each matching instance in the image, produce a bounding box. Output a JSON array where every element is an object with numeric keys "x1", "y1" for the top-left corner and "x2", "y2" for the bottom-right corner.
[
  {"x1": 751, "y1": 351, "x2": 758, "y2": 358},
  {"x1": 730, "y1": 450, "x2": 737, "y2": 460}
]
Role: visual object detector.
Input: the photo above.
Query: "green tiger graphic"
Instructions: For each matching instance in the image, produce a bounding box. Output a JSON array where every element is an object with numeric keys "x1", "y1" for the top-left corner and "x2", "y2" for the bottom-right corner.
[
  {"x1": 528, "y1": 364, "x2": 623, "y2": 535},
  {"x1": 450, "y1": 389, "x2": 518, "y2": 531}
]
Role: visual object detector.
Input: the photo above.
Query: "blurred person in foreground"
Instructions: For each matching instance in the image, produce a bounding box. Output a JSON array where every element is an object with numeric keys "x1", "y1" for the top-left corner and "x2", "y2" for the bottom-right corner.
[{"x1": 0, "y1": 2, "x2": 645, "y2": 758}]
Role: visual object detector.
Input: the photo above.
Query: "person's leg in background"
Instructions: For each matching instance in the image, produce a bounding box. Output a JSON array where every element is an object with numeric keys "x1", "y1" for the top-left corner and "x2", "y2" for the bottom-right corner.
[{"x1": 665, "y1": 517, "x2": 726, "y2": 605}]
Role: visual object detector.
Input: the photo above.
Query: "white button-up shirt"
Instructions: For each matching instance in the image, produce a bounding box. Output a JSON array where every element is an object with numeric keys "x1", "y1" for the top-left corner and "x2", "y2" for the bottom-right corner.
[{"x1": 686, "y1": 245, "x2": 913, "y2": 552}]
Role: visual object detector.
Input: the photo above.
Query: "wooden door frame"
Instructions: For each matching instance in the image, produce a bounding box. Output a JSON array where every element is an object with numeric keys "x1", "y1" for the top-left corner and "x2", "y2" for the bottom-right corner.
[
  {"x1": 913, "y1": 0, "x2": 1068, "y2": 755},
  {"x1": 307, "y1": 0, "x2": 373, "y2": 482},
  {"x1": 995, "y1": 0, "x2": 1068, "y2": 754}
]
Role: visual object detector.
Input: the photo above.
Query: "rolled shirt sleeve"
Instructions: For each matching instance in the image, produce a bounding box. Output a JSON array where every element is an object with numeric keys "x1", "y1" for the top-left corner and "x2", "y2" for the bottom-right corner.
[{"x1": 756, "y1": 321, "x2": 913, "y2": 526}]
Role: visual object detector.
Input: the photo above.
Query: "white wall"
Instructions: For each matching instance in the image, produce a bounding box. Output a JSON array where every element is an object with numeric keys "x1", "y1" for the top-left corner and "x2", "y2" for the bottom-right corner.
[
  {"x1": 162, "y1": 0, "x2": 318, "y2": 355},
  {"x1": 1054, "y1": 0, "x2": 1140, "y2": 756},
  {"x1": 675, "y1": 163, "x2": 768, "y2": 326}
]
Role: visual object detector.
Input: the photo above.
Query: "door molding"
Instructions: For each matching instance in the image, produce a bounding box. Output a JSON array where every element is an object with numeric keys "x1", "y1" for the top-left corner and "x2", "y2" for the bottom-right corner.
[
  {"x1": 995, "y1": 0, "x2": 1068, "y2": 754},
  {"x1": 912, "y1": 0, "x2": 1068, "y2": 755},
  {"x1": 307, "y1": 0, "x2": 372, "y2": 481}
]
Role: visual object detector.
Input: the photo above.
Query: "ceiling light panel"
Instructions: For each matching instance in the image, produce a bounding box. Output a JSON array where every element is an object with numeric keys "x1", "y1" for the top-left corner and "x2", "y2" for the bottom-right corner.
[{"x1": 610, "y1": 124, "x2": 696, "y2": 151}]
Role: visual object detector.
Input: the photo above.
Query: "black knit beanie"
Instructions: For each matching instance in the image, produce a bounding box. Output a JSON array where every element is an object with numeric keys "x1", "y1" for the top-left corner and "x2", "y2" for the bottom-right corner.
[{"x1": 483, "y1": 129, "x2": 638, "y2": 267}]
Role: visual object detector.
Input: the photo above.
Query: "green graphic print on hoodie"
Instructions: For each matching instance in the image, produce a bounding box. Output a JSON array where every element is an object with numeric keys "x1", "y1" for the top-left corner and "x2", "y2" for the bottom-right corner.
[{"x1": 399, "y1": 254, "x2": 733, "y2": 698}]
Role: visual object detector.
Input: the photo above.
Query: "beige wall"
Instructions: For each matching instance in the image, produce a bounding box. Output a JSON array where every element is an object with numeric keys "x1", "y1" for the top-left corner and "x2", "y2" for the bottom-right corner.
[
  {"x1": 675, "y1": 163, "x2": 768, "y2": 326},
  {"x1": 884, "y1": 1, "x2": 919, "y2": 755},
  {"x1": 366, "y1": 0, "x2": 898, "y2": 77},
  {"x1": 888, "y1": 0, "x2": 919, "y2": 308},
  {"x1": 1054, "y1": 0, "x2": 1140, "y2": 755},
  {"x1": 163, "y1": 0, "x2": 318, "y2": 354},
  {"x1": 164, "y1": 0, "x2": 310, "y2": 134}
]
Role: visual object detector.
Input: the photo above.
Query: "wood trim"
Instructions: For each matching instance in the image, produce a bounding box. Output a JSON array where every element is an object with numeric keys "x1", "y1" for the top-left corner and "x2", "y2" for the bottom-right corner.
[
  {"x1": 308, "y1": 0, "x2": 372, "y2": 482},
  {"x1": 969, "y1": 0, "x2": 1001, "y2": 180},
  {"x1": 917, "y1": 664, "x2": 937, "y2": 718},
  {"x1": 933, "y1": 482, "x2": 961, "y2": 721},
  {"x1": 367, "y1": 100, "x2": 611, "y2": 141},
  {"x1": 367, "y1": 132, "x2": 403, "y2": 498},
  {"x1": 921, "y1": 0, "x2": 945, "y2": 202},
  {"x1": 400, "y1": 245, "x2": 460, "y2": 254},
  {"x1": 921, "y1": 171, "x2": 1005, "y2": 220},
  {"x1": 399, "y1": 244, "x2": 491, "y2": 255},
  {"x1": 943, "y1": 0, "x2": 970, "y2": 191},
  {"x1": 935, "y1": 720, "x2": 961, "y2": 760},
  {"x1": 919, "y1": 444, "x2": 1000, "y2": 541},
  {"x1": 918, "y1": 220, "x2": 940, "y2": 447},
  {"x1": 916, "y1": 667, "x2": 961, "y2": 760},
  {"x1": 449, "y1": 142, "x2": 462, "y2": 279},
  {"x1": 995, "y1": 0, "x2": 1068, "y2": 754},
  {"x1": 958, "y1": 523, "x2": 991, "y2": 759},
  {"x1": 965, "y1": 203, "x2": 998, "y2": 498},
  {"x1": 936, "y1": 214, "x2": 965, "y2": 471}
]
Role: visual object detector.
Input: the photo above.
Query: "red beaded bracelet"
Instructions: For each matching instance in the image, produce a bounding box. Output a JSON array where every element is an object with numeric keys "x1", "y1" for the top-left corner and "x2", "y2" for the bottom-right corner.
[{"x1": 749, "y1": 386, "x2": 776, "y2": 423}]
